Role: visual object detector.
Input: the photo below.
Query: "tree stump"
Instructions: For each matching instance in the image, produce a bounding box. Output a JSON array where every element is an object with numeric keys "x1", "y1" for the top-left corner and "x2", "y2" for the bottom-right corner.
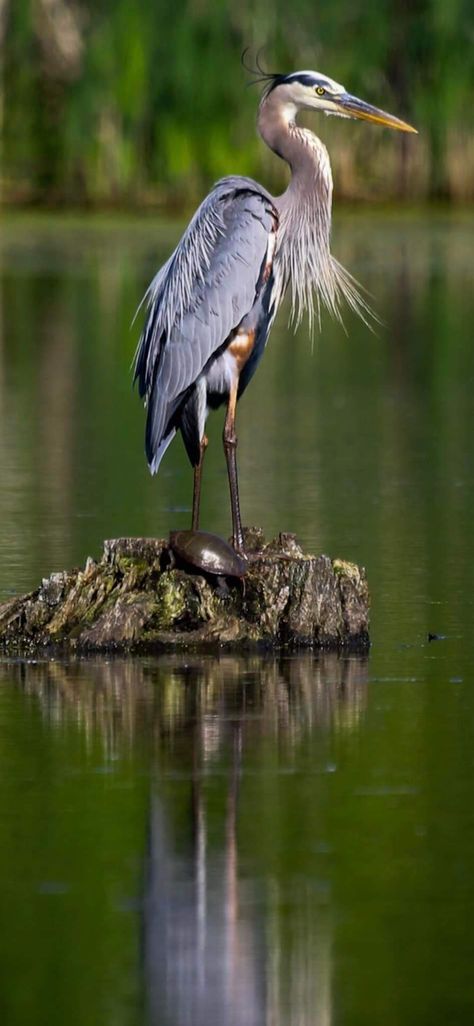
[{"x1": 0, "y1": 528, "x2": 369, "y2": 654}]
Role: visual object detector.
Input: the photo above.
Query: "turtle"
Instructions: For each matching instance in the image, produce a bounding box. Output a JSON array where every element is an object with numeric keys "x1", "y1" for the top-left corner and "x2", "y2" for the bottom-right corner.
[{"x1": 167, "y1": 530, "x2": 247, "y2": 590}]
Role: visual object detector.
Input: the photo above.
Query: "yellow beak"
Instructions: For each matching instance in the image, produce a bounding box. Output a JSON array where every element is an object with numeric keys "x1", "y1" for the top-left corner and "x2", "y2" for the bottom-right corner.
[{"x1": 335, "y1": 93, "x2": 418, "y2": 133}]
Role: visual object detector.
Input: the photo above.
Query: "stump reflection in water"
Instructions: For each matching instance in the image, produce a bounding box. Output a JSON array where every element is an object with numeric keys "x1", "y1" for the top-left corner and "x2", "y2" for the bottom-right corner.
[
  {"x1": 16, "y1": 652, "x2": 368, "y2": 752},
  {"x1": 12, "y1": 653, "x2": 368, "y2": 1026}
]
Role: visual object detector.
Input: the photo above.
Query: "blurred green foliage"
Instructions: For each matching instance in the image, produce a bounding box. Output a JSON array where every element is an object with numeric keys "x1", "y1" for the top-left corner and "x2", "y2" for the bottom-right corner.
[{"x1": 1, "y1": 0, "x2": 474, "y2": 206}]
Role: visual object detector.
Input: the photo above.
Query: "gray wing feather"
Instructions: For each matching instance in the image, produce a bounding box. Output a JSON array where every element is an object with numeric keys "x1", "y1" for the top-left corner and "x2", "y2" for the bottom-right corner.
[{"x1": 134, "y1": 176, "x2": 277, "y2": 466}]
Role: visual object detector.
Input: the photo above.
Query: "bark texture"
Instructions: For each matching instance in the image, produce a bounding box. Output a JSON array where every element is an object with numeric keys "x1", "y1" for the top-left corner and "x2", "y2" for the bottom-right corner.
[{"x1": 0, "y1": 529, "x2": 369, "y2": 654}]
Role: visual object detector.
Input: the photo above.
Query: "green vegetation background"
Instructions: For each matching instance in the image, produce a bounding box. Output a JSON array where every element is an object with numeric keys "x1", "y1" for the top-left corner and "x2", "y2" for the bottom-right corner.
[{"x1": 1, "y1": 0, "x2": 473, "y2": 207}]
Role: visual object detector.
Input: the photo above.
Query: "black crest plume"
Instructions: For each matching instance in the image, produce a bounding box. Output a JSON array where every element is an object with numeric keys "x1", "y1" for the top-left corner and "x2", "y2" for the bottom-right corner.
[{"x1": 240, "y1": 47, "x2": 285, "y2": 92}]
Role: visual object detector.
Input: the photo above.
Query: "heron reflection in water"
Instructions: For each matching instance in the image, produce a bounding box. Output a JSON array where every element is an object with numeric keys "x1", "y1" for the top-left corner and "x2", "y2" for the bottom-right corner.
[{"x1": 134, "y1": 62, "x2": 416, "y2": 551}]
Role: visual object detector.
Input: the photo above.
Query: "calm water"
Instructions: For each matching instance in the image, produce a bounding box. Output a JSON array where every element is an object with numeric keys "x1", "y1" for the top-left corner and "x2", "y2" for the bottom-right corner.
[{"x1": 0, "y1": 211, "x2": 474, "y2": 1025}]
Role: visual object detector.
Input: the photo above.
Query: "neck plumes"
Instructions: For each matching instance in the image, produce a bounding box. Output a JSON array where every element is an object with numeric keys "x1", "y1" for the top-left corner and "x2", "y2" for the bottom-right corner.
[{"x1": 257, "y1": 91, "x2": 370, "y2": 329}]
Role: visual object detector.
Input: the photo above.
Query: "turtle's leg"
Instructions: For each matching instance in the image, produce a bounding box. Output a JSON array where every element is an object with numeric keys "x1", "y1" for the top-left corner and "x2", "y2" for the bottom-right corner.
[
  {"x1": 223, "y1": 381, "x2": 244, "y2": 553},
  {"x1": 191, "y1": 434, "x2": 208, "y2": 531}
]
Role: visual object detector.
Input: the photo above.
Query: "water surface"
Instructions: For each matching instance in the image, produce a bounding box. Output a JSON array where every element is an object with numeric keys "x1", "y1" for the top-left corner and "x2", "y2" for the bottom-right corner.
[{"x1": 0, "y1": 212, "x2": 474, "y2": 1025}]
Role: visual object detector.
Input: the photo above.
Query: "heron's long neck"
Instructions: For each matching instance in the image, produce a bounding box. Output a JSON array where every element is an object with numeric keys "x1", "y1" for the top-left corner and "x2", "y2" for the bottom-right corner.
[
  {"x1": 257, "y1": 94, "x2": 337, "y2": 326},
  {"x1": 257, "y1": 94, "x2": 332, "y2": 199}
]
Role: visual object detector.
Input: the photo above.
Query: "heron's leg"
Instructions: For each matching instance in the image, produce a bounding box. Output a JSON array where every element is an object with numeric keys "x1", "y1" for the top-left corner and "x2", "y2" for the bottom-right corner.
[
  {"x1": 191, "y1": 434, "x2": 208, "y2": 531},
  {"x1": 223, "y1": 381, "x2": 244, "y2": 553}
]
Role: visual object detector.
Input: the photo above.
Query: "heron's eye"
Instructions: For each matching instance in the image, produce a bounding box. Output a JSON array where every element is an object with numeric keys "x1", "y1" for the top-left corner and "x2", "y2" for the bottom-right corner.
[{"x1": 315, "y1": 86, "x2": 326, "y2": 96}]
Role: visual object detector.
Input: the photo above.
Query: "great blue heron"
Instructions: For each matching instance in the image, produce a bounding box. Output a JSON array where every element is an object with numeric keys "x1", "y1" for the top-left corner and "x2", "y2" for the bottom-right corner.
[{"x1": 134, "y1": 68, "x2": 416, "y2": 553}]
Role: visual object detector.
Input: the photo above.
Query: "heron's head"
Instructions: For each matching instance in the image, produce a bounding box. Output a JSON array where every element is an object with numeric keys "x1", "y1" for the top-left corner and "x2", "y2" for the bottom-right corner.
[{"x1": 261, "y1": 69, "x2": 417, "y2": 133}]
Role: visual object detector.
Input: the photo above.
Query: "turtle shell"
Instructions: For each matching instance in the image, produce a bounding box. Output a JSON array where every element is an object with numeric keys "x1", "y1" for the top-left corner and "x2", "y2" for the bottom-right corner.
[{"x1": 169, "y1": 530, "x2": 247, "y2": 577}]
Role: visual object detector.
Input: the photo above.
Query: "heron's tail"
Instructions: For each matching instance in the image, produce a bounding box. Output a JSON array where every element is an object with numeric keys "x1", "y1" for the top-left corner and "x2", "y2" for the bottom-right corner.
[{"x1": 146, "y1": 425, "x2": 176, "y2": 475}]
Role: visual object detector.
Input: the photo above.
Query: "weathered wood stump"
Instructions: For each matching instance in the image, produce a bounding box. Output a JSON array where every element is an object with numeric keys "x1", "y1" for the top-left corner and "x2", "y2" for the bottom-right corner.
[{"x1": 0, "y1": 528, "x2": 369, "y2": 654}]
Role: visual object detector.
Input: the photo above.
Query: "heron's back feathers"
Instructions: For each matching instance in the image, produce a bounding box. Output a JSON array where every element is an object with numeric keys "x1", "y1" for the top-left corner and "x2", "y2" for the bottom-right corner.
[{"x1": 134, "y1": 177, "x2": 278, "y2": 471}]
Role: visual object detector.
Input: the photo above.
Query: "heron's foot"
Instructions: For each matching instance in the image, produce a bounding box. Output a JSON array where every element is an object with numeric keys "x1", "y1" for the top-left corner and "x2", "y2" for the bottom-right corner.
[
  {"x1": 231, "y1": 533, "x2": 247, "y2": 558},
  {"x1": 233, "y1": 526, "x2": 266, "y2": 558}
]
